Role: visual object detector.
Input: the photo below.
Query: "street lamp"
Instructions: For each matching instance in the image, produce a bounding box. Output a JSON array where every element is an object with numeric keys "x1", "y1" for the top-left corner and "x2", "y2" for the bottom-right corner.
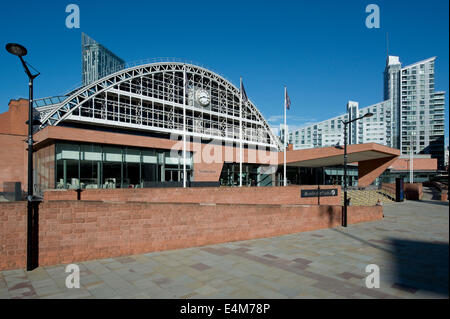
[
  {"x1": 6, "y1": 43, "x2": 40, "y2": 271},
  {"x1": 409, "y1": 131, "x2": 416, "y2": 184},
  {"x1": 341, "y1": 111, "x2": 373, "y2": 227}
]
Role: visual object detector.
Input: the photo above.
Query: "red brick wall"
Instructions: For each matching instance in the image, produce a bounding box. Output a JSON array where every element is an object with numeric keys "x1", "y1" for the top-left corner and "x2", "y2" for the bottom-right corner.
[
  {"x1": 0, "y1": 202, "x2": 27, "y2": 270},
  {"x1": 44, "y1": 185, "x2": 342, "y2": 205},
  {"x1": 193, "y1": 162, "x2": 224, "y2": 182},
  {"x1": 390, "y1": 157, "x2": 437, "y2": 171},
  {"x1": 381, "y1": 182, "x2": 423, "y2": 200},
  {"x1": 381, "y1": 183, "x2": 396, "y2": 196},
  {"x1": 358, "y1": 156, "x2": 398, "y2": 187},
  {"x1": 0, "y1": 99, "x2": 32, "y2": 192},
  {"x1": 0, "y1": 134, "x2": 27, "y2": 192},
  {"x1": 0, "y1": 201, "x2": 382, "y2": 270},
  {"x1": 0, "y1": 99, "x2": 28, "y2": 136},
  {"x1": 404, "y1": 183, "x2": 423, "y2": 200}
]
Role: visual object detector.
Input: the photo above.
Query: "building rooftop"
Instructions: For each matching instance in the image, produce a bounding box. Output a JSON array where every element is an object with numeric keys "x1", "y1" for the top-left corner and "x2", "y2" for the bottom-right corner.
[
  {"x1": 401, "y1": 56, "x2": 436, "y2": 69},
  {"x1": 387, "y1": 55, "x2": 401, "y2": 66}
]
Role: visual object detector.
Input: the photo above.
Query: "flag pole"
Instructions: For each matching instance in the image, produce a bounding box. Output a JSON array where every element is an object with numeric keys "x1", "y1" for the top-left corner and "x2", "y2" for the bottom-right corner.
[
  {"x1": 183, "y1": 65, "x2": 187, "y2": 188},
  {"x1": 284, "y1": 86, "x2": 287, "y2": 187},
  {"x1": 239, "y1": 76, "x2": 243, "y2": 187}
]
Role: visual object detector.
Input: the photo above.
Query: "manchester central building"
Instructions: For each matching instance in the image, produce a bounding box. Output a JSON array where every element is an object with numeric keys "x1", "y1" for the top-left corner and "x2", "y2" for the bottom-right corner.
[{"x1": 0, "y1": 34, "x2": 431, "y2": 196}]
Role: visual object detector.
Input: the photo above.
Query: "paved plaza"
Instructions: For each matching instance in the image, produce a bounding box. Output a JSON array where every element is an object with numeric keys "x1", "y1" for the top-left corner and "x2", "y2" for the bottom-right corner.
[{"x1": 0, "y1": 198, "x2": 448, "y2": 299}]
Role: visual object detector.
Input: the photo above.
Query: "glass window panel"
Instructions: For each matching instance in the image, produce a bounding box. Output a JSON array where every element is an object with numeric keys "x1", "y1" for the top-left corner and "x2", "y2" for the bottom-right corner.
[
  {"x1": 102, "y1": 146, "x2": 122, "y2": 188},
  {"x1": 65, "y1": 160, "x2": 79, "y2": 189},
  {"x1": 56, "y1": 143, "x2": 80, "y2": 189},
  {"x1": 81, "y1": 144, "x2": 102, "y2": 161},
  {"x1": 57, "y1": 143, "x2": 79, "y2": 160},
  {"x1": 103, "y1": 146, "x2": 122, "y2": 162},
  {"x1": 179, "y1": 151, "x2": 193, "y2": 167},
  {"x1": 124, "y1": 148, "x2": 141, "y2": 163},
  {"x1": 124, "y1": 148, "x2": 140, "y2": 187},
  {"x1": 142, "y1": 163, "x2": 158, "y2": 185},
  {"x1": 56, "y1": 159, "x2": 64, "y2": 189},
  {"x1": 80, "y1": 144, "x2": 101, "y2": 189},
  {"x1": 165, "y1": 152, "x2": 179, "y2": 165},
  {"x1": 142, "y1": 149, "x2": 157, "y2": 164},
  {"x1": 158, "y1": 152, "x2": 165, "y2": 164}
]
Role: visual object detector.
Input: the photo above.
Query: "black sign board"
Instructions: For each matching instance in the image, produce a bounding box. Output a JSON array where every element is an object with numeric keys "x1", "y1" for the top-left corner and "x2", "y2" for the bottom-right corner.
[{"x1": 301, "y1": 188, "x2": 338, "y2": 198}]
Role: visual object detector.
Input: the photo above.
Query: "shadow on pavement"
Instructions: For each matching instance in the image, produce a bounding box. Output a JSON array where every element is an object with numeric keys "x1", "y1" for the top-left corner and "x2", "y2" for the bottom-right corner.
[
  {"x1": 331, "y1": 228, "x2": 394, "y2": 254},
  {"x1": 412, "y1": 199, "x2": 449, "y2": 207},
  {"x1": 390, "y1": 239, "x2": 449, "y2": 296}
]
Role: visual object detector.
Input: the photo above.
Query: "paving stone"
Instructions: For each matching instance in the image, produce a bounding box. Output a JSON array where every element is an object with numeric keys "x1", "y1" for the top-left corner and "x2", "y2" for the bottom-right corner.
[
  {"x1": 1, "y1": 200, "x2": 448, "y2": 299},
  {"x1": 190, "y1": 263, "x2": 211, "y2": 271},
  {"x1": 0, "y1": 289, "x2": 11, "y2": 298},
  {"x1": 34, "y1": 284, "x2": 61, "y2": 297},
  {"x1": 2, "y1": 269, "x2": 26, "y2": 277},
  {"x1": 257, "y1": 288, "x2": 289, "y2": 299},
  {"x1": 194, "y1": 285, "x2": 218, "y2": 296},
  {"x1": 80, "y1": 274, "x2": 103, "y2": 287},
  {"x1": 30, "y1": 278, "x2": 57, "y2": 289}
]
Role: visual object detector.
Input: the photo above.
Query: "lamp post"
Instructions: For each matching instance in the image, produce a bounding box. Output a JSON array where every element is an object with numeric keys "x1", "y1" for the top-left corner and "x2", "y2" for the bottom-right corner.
[
  {"x1": 409, "y1": 131, "x2": 415, "y2": 184},
  {"x1": 6, "y1": 43, "x2": 40, "y2": 271},
  {"x1": 341, "y1": 112, "x2": 373, "y2": 227}
]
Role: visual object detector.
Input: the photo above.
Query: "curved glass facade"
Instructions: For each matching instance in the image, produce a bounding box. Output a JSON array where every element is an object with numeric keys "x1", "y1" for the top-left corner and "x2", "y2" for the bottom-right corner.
[{"x1": 38, "y1": 63, "x2": 281, "y2": 151}]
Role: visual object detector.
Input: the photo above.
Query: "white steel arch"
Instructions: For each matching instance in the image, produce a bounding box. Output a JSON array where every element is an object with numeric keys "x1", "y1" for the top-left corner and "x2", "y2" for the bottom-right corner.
[{"x1": 39, "y1": 62, "x2": 282, "y2": 150}]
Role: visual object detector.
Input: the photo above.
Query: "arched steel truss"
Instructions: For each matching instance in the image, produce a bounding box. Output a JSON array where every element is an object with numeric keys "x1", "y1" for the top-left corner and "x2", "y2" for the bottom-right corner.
[{"x1": 38, "y1": 62, "x2": 282, "y2": 150}]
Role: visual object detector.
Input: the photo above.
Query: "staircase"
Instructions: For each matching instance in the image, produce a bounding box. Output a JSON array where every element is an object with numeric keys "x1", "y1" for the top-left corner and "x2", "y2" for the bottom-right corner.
[{"x1": 341, "y1": 189, "x2": 395, "y2": 206}]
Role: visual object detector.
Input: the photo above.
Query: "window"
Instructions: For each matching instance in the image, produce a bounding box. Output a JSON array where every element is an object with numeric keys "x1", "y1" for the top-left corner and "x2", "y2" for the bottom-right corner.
[
  {"x1": 103, "y1": 146, "x2": 122, "y2": 188},
  {"x1": 56, "y1": 143, "x2": 80, "y2": 189},
  {"x1": 80, "y1": 144, "x2": 101, "y2": 189},
  {"x1": 55, "y1": 142, "x2": 194, "y2": 190},
  {"x1": 124, "y1": 148, "x2": 141, "y2": 187}
]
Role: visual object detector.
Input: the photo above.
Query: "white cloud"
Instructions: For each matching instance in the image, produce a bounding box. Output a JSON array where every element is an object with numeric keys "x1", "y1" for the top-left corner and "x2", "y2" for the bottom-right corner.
[{"x1": 266, "y1": 114, "x2": 318, "y2": 133}]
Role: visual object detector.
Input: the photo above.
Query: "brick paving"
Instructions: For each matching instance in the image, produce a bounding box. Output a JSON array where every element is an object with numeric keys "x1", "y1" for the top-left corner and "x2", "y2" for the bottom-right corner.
[{"x1": 0, "y1": 199, "x2": 448, "y2": 299}]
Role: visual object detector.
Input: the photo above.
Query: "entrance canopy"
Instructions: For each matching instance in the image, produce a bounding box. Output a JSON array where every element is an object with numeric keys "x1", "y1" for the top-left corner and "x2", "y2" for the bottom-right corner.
[
  {"x1": 280, "y1": 143, "x2": 400, "y2": 187},
  {"x1": 281, "y1": 143, "x2": 400, "y2": 167}
]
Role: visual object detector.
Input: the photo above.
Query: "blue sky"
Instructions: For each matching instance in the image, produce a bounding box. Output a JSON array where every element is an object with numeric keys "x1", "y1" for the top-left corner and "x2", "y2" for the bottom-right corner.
[{"x1": 1, "y1": 0, "x2": 448, "y2": 144}]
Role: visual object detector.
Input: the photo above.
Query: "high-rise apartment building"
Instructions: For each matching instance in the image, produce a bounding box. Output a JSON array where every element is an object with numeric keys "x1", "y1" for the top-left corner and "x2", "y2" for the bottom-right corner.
[
  {"x1": 384, "y1": 56, "x2": 402, "y2": 149},
  {"x1": 395, "y1": 57, "x2": 445, "y2": 168},
  {"x1": 289, "y1": 100, "x2": 390, "y2": 149},
  {"x1": 279, "y1": 124, "x2": 289, "y2": 145},
  {"x1": 289, "y1": 55, "x2": 446, "y2": 168}
]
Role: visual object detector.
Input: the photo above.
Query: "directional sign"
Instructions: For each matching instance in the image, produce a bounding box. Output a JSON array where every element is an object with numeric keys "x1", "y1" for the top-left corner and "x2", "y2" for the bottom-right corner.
[{"x1": 301, "y1": 188, "x2": 338, "y2": 198}]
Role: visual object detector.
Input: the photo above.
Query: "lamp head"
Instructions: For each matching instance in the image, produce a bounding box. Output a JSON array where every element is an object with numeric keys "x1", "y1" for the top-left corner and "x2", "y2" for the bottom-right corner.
[
  {"x1": 6, "y1": 43, "x2": 27, "y2": 57},
  {"x1": 364, "y1": 112, "x2": 374, "y2": 118}
]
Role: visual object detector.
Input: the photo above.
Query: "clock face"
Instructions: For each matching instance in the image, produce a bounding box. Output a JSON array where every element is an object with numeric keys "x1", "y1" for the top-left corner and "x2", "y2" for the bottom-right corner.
[{"x1": 195, "y1": 89, "x2": 210, "y2": 106}]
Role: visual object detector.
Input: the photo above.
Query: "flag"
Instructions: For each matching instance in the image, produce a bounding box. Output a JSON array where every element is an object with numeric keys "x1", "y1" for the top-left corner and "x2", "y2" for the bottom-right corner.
[
  {"x1": 241, "y1": 81, "x2": 248, "y2": 102},
  {"x1": 285, "y1": 89, "x2": 291, "y2": 110}
]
